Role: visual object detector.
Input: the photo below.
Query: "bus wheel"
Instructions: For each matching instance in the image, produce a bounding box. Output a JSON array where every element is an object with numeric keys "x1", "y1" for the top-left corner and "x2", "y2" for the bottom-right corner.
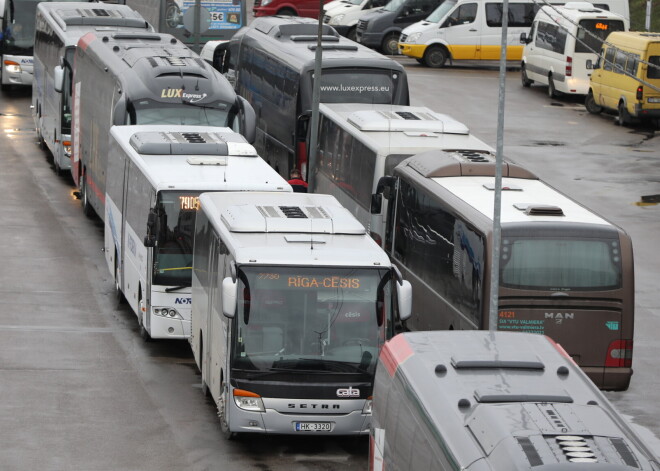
[
  {"x1": 423, "y1": 46, "x2": 447, "y2": 68},
  {"x1": 547, "y1": 75, "x2": 559, "y2": 98},
  {"x1": 165, "y1": 1, "x2": 181, "y2": 28},
  {"x1": 277, "y1": 8, "x2": 296, "y2": 15},
  {"x1": 617, "y1": 102, "x2": 631, "y2": 126},
  {"x1": 219, "y1": 381, "x2": 238, "y2": 440},
  {"x1": 81, "y1": 175, "x2": 93, "y2": 218},
  {"x1": 521, "y1": 64, "x2": 533, "y2": 87},
  {"x1": 381, "y1": 33, "x2": 400, "y2": 56},
  {"x1": 584, "y1": 91, "x2": 602, "y2": 115}
]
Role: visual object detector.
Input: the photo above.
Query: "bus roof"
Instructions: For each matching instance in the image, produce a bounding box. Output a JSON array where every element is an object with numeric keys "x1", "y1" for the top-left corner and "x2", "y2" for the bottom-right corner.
[
  {"x1": 398, "y1": 149, "x2": 611, "y2": 226},
  {"x1": 605, "y1": 31, "x2": 660, "y2": 50},
  {"x1": 37, "y1": 2, "x2": 151, "y2": 46},
  {"x1": 239, "y1": 16, "x2": 405, "y2": 73},
  {"x1": 110, "y1": 125, "x2": 291, "y2": 193},
  {"x1": 76, "y1": 31, "x2": 236, "y2": 104},
  {"x1": 200, "y1": 192, "x2": 392, "y2": 267},
  {"x1": 379, "y1": 331, "x2": 658, "y2": 469},
  {"x1": 537, "y1": 2, "x2": 626, "y2": 26},
  {"x1": 320, "y1": 103, "x2": 494, "y2": 155}
]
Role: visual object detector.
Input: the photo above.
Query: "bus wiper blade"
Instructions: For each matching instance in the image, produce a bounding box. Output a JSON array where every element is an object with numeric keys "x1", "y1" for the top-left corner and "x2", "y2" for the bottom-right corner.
[{"x1": 165, "y1": 285, "x2": 189, "y2": 292}]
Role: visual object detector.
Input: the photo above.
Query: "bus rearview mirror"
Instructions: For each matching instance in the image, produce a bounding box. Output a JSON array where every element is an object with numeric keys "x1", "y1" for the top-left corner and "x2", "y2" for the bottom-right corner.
[
  {"x1": 519, "y1": 32, "x2": 528, "y2": 44},
  {"x1": 53, "y1": 66, "x2": 64, "y2": 93},
  {"x1": 397, "y1": 280, "x2": 412, "y2": 322},
  {"x1": 370, "y1": 193, "x2": 382, "y2": 214},
  {"x1": 237, "y1": 96, "x2": 256, "y2": 144},
  {"x1": 586, "y1": 59, "x2": 593, "y2": 70},
  {"x1": 222, "y1": 277, "x2": 237, "y2": 318}
]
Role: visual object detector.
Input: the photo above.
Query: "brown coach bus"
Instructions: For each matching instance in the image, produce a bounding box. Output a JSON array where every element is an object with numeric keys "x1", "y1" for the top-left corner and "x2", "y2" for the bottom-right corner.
[{"x1": 372, "y1": 149, "x2": 634, "y2": 390}]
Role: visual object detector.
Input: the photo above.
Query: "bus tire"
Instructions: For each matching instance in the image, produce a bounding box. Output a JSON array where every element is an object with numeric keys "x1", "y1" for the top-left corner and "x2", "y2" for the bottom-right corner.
[
  {"x1": 81, "y1": 175, "x2": 93, "y2": 218},
  {"x1": 138, "y1": 290, "x2": 152, "y2": 342},
  {"x1": 423, "y1": 46, "x2": 447, "y2": 68},
  {"x1": 219, "y1": 378, "x2": 238, "y2": 440},
  {"x1": 277, "y1": 8, "x2": 296, "y2": 16},
  {"x1": 617, "y1": 101, "x2": 631, "y2": 126},
  {"x1": 381, "y1": 33, "x2": 400, "y2": 56},
  {"x1": 547, "y1": 75, "x2": 558, "y2": 98},
  {"x1": 584, "y1": 91, "x2": 602, "y2": 114},
  {"x1": 165, "y1": 1, "x2": 181, "y2": 28},
  {"x1": 521, "y1": 64, "x2": 533, "y2": 87}
]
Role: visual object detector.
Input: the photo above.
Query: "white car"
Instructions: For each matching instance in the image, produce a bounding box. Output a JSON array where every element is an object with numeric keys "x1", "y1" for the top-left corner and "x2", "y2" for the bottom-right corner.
[{"x1": 323, "y1": 0, "x2": 388, "y2": 41}]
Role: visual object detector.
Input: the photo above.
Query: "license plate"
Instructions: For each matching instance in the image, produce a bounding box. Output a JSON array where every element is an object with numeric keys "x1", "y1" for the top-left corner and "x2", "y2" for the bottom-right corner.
[
  {"x1": 648, "y1": 97, "x2": 660, "y2": 103},
  {"x1": 295, "y1": 422, "x2": 332, "y2": 432}
]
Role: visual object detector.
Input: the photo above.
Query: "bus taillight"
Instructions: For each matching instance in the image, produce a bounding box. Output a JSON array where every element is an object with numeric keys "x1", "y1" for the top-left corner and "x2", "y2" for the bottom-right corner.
[
  {"x1": 565, "y1": 56, "x2": 573, "y2": 77},
  {"x1": 605, "y1": 339, "x2": 633, "y2": 367},
  {"x1": 636, "y1": 86, "x2": 643, "y2": 101}
]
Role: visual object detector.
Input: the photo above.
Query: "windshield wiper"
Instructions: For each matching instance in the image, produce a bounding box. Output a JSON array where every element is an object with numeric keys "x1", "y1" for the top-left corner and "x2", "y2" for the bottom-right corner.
[{"x1": 165, "y1": 285, "x2": 189, "y2": 293}]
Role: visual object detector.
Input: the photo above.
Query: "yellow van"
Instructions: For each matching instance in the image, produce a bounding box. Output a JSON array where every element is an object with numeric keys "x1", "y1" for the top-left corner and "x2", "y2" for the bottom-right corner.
[{"x1": 585, "y1": 32, "x2": 660, "y2": 125}]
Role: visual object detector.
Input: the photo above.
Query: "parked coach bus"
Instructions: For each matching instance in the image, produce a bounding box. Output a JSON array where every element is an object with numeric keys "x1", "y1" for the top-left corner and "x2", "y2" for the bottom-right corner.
[
  {"x1": 211, "y1": 16, "x2": 409, "y2": 179},
  {"x1": 105, "y1": 126, "x2": 291, "y2": 341},
  {"x1": 32, "y1": 2, "x2": 151, "y2": 175},
  {"x1": 1, "y1": 0, "x2": 81, "y2": 90},
  {"x1": 373, "y1": 149, "x2": 634, "y2": 390},
  {"x1": 371, "y1": 331, "x2": 659, "y2": 470},
  {"x1": 191, "y1": 191, "x2": 412, "y2": 437},
  {"x1": 71, "y1": 31, "x2": 256, "y2": 219},
  {"x1": 308, "y1": 103, "x2": 493, "y2": 245}
]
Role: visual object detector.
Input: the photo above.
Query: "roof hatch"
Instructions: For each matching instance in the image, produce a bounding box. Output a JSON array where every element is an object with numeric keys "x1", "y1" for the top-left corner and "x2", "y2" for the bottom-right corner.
[
  {"x1": 55, "y1": 8, "x2": 148, "y2": 29},
  {"x1": 513, "y1": 204, "x2": 565, "y2": 216},
  {"x1": 221, "y1": 204, "x2": 366, "y2": 234},
  {"x1": 409, "y1": 149, "x2": 538, "y2": 179},
  {"x1": 129, "y1": 131, "x2": 257, "y2": 157},
  {"x1": 347, "y1": 109, "x2": 469, "y2": 134}
]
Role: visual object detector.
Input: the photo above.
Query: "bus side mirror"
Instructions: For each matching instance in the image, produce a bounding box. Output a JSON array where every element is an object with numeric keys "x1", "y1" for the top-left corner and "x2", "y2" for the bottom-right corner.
[
  {"x1": 112, "y1": 94, "x2": 127, "y2": 125},
  {"x1": 397, "y1": 280, "x2": 412, "y2": 322},
  {"x1": 586, "y1": 59, "x2": 593, "y2": 70},
  {"x1": 237, "y1": 95, "x2": 256, "y2": 144},
  {"x1": 143, "y1": 209, "x2": 157, "y2": 247},
  {"x1": 370, "y1": 193, "x2": 383, "y2": 214},
  {"x1": 519, "y1": 32, "x2": 528, "y2": 44},
  {"x1": 222, "y1": 277, "x2": 237, "y2": 318},
  {"x1": 54, "y1": 66, "x2": 64, "y2": 93}
]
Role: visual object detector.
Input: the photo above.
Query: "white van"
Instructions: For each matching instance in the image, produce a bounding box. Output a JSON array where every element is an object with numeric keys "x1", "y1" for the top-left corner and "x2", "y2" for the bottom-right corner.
[
  {"x1": 521, "y1": 2, "x2": 628, "y2": 97},
  {"x1": 397, "y1": 0, "x2": 629, "y2": 68},
  {"x1": 323, "y1": 0, "x2": 388, "y2": 41}
]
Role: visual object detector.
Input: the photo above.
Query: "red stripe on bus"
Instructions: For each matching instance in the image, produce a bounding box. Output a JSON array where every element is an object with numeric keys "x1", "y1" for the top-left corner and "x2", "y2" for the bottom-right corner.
[
  {"x1": 381, "y1": 334, "x2": 414, "y2": 377},
  {"x1": 78, "y1": 32, "x2": 96, "y2": 52}
]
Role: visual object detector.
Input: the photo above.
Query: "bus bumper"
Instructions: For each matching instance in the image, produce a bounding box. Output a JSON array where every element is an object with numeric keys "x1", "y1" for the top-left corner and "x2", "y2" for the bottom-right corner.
[
  {"x1": 149, "y1": 315, "x2": 190, "y2": 339},
  {"x1": 633, "y1": 104, "x2": 660, "y2": 119},
  {"x1": 229, "y1": 408, "x2": 371, "y2": 435},
  {"x1": 398, "y1": 43, "x2": 426, "y2": 59},
  {"x1": 582, "y1": 366, "x2": 633, "y2": 391},
  {"x1": 356, "y1": 31, "x2": 383, "y2": 49}
]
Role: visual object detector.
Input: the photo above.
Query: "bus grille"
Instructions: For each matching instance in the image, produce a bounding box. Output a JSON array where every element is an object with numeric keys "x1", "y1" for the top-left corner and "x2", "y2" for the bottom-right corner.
[
  {"x1": 323, "y1": 15, "x2": 330, "y2": 23},
  {"x1": 357, "y1": 19, "x2": 368, "y2": 30},
  {"x1": 400, "y1": 34, "x2": 408, "y2": 42}
]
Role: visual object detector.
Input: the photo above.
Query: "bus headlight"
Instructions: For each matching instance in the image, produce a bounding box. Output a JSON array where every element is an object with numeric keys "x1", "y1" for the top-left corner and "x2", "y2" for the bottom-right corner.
[
  {"x1": 406, "y1": 32, "x2": 422, "y2": 43},
  {"x1": 4, "y1": 60, "x2": 21, "y2": 74},
  {"x1": 329, "y1": 14, "x2": 345, "y2": 24},
  {"x1": 233, "y1": 389, "x2": 265, "y2": 412},
  {"x1": 153, "y1": 307, "x2": 183, "y2": 319},
  {"x1": 261, "y1": 0, "x2": 273, "y2": 5},
  {"x1": 63, "y1": 140, "x2": 72, "y2": 157}
]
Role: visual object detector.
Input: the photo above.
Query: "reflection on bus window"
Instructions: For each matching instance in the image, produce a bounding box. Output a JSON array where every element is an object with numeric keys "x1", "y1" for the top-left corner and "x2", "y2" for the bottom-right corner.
[
  {"x1": 131, "y1": 99, "x2": 239, "y2": 129},
  {"x1": 232, "y1": 266, "x2": 393, "y2": 376}
]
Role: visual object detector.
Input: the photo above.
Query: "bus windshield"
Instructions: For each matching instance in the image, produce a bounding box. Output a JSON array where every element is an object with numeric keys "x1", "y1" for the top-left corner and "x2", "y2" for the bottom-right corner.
[
  {"x1": 152, "y1": 191, "x2": 200, "y2": 287},
  {"x1": 130, "y1": 99, "x2": 240, "y2": 129},
  {"x1": 231, "y1": 266, "x2": 393, "y2": 377},
  {"x1": 382, "y1": 0, "x2": 406, "y2": 12},
  {"x1": 319, "y1": 69, "x2": 401, "y2": 104},
  {"x1": 426, "y1": 0, "x2": 456, "y2": 23},
  {"x1": 500, "y1": 236, "x2": 622, "y2": 291},
  {"x1": 2, "y1": 0, "x2": 40, "y2": 54},
  {"x1": 575, "y1": 19, "x2": 625, "y2": 54}
]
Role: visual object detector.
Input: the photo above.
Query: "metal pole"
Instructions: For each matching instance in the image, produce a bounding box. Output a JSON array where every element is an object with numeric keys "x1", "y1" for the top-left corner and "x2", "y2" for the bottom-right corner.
[
  {"x1": 194, "y1": 0, "x2": 201, "y2": 53},
  {"x1": 306, "y1": 0, "x2": 324, "y2": 193},
  {"x1": 646, "y1": 0, "x2": 652, "y2": 31},
  {"x1": 488, "y1": 0, "x2": 509, "y2": 331}
]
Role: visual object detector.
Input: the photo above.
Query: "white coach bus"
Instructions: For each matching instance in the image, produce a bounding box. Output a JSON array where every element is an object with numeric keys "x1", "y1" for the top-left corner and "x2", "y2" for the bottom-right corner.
[
  {"x1": 190, "y1": 191, "x2": 412, "y2": 437},
  {"x1": 308, "y1": 103, "x2": 494, "y2": 245},
  {"x1": 104, "y1": 126, "x2": 291, "y2": 340},
  {"x1": 32, "y1": 2, "x2": 151, "y2": 175}
]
